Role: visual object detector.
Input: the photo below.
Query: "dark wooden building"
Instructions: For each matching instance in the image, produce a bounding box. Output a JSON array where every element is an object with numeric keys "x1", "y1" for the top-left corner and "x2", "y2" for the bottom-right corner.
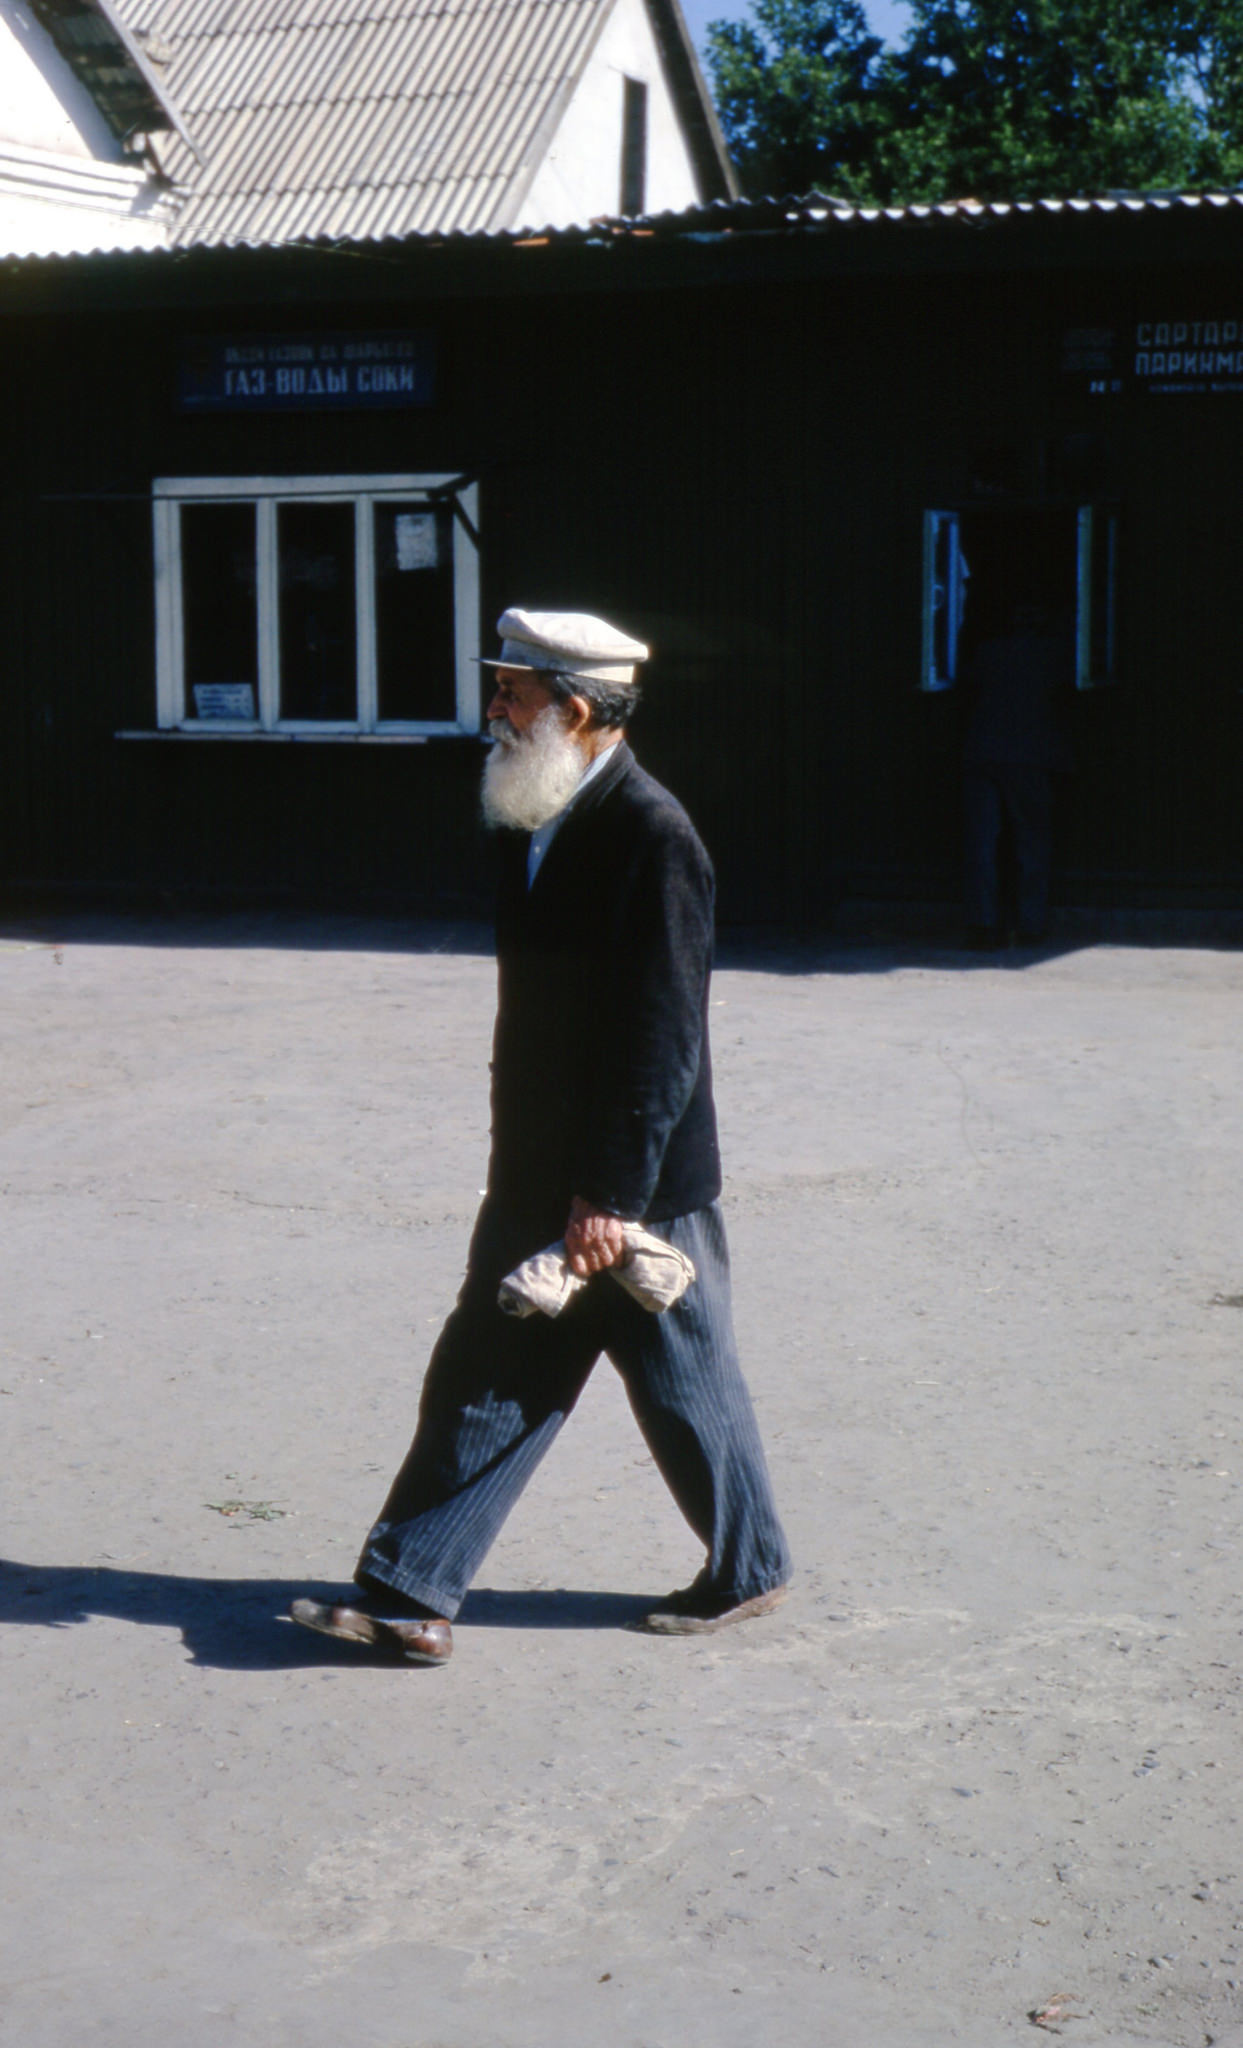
[{"x1": 3, "y1": 190, "x2": 1242, "y2": 927}]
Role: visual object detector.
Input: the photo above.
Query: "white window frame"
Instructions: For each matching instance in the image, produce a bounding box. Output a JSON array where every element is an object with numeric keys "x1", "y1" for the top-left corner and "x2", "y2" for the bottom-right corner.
[
  {"x1": 153, "y1": 474, "x2": 480, "y2": 736},
  {"x1": 921, "y1": 503, "x2": 1118, "y2": 691},
  {"x1": 920, "y1": 508, "x2": 968, "y2": 691},
  {"x1": 1075, "y1": 504, "x2": 1118, "y2": 690}
]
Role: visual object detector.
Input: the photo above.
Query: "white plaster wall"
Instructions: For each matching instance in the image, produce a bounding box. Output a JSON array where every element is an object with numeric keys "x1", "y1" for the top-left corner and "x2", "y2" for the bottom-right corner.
[
  {"x1": 0, "y1": 5, "x2": 173, "y2": 252},
  {"x1": 0, "y1": 162, "x2": 172, "y2": 253},
  {"x1": 516, "y1": 0, "x2": 703, "y2": 228},
  {"x1": 0, "y1": 0, "x2": 125, "y2": 159}
]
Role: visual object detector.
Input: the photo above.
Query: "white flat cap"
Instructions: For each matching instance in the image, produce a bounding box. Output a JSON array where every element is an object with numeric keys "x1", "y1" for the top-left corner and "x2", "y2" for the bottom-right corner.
[{"x1": 480, "y1": 608, "x2": 650, "y2": 684}]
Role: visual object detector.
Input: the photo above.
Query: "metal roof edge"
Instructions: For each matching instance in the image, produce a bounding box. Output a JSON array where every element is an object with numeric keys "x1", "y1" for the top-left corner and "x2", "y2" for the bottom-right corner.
[
  {"x1": 8, "y1": 180, "x2": 1243, "y2": 291},
  {"x1": 599, "y1": 185, "x2": 1243, "y2": 234}
]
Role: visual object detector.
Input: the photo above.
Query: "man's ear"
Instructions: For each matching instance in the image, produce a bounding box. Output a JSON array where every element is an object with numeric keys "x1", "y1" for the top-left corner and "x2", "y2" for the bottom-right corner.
[{"x1": 563, "y1": 692, "x2": 594, "y2": 736}]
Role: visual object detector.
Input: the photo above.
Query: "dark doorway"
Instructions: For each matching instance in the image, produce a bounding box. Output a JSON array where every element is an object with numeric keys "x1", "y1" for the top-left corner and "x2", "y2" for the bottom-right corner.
[
  {"x1": 956, "y1": 507, "x2": 1080, "y2": 943},
  {"x1": 958, "y1": 505, "x2": 1078, "y2": 657}
]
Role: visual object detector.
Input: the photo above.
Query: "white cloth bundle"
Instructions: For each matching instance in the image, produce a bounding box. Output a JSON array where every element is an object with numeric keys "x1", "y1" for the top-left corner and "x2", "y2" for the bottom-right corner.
[{"x1": 498, "y1": 1225, "x2": 696, "y2": 1320}]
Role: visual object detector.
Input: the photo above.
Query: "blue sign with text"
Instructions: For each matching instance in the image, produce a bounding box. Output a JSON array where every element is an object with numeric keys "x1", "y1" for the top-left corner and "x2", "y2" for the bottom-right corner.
[{"x1": 178, "y1": 332, "x2": 436, "y2": 412}]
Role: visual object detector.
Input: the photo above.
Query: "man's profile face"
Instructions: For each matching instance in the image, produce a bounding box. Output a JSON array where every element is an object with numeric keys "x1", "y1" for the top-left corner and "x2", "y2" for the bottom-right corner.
[
  {"x1": 480, "y1": 669, "x2": 587, "y2": 832},
  {"x1": 486, "y1": 666, "x2": 557, "y2": 739}
]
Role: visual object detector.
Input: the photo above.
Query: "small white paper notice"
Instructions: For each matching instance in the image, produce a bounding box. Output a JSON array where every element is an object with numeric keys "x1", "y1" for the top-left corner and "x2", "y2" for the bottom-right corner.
[
  {"x1": 194, "y1": 683, "x2": 256, "y2": 719},
  {"x1": 395, "y1": 512, "x2": 438, "y2": 571}
]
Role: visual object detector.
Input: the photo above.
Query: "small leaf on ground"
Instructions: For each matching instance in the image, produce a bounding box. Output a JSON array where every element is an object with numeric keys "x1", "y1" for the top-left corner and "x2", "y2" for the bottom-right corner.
[{"x1": 204, "y1": 1499, "x2": 287, "y2": 1521}]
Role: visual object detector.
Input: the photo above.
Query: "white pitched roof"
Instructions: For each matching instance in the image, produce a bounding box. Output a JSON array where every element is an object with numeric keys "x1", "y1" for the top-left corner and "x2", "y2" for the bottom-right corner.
[{"x1": 110, "y1": 0, "x2": 729, "y2": 246}]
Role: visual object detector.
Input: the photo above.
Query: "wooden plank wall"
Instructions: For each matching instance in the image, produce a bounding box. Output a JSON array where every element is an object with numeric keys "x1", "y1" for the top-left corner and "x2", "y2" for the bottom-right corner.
[{"x1": 1, "y1": 252, "x2": 1240, "y2": 921}]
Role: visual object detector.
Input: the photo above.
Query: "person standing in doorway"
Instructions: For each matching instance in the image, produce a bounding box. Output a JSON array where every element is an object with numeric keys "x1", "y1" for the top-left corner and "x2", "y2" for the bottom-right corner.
[{"x1": 962, "y1": 599, "x2": 1074, "y2": 948}]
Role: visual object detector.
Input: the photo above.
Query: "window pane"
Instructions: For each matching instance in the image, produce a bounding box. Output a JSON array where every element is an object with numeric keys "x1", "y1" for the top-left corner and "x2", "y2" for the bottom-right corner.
[
  {"x1": 922, "y1": 510, "x2": 966, "y2": 690},
  {"x1": 181, "y1": 502, "x2": 257, "y2": 718},
  {"x1": 1076, "y1": 506, "x2": 1118, "y2": 689},
  {"x1": 278, "y1": 501, "x2": 357, "y2": 721},
  {"x1": 374, "y1": 502, "x2": 456, "y2": 722}
]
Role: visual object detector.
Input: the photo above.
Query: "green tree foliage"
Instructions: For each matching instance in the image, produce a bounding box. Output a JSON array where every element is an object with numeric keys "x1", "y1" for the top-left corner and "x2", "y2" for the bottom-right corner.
[
  {"x1": 706, "y1": 0, "x2": 1243, "y2": 202},
  {"x1": 707, "y1": 0, "x2": 887, "y2": 196}
]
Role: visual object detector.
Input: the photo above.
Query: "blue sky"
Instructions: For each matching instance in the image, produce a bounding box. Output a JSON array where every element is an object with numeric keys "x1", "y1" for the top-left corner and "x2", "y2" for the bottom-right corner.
[{"x1": 682, "y1": 0, "x2": 911, "y2": 64}]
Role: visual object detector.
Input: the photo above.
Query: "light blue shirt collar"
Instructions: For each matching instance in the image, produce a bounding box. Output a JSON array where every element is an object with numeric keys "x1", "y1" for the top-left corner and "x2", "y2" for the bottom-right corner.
[{"x1": 526, "y1": 742, "x2": 618, "y2": 887}]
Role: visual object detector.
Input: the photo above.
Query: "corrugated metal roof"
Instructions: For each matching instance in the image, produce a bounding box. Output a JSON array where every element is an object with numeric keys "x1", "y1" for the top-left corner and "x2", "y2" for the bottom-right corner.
[
  {"x1": 613, "y1": 187, "x2": 1243, "y2": 235},
  {"x1": 110, "y1": 0, "x2": 616, "y2": 243},
  {"x1": 11, "y1": 174, "x2": 1243, "y2": 276}
]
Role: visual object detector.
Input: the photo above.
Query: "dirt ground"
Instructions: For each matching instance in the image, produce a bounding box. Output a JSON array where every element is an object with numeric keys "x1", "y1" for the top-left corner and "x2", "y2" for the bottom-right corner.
[{"x1": 1, "y1": 911, "x2": 1241, "y2": 2048}]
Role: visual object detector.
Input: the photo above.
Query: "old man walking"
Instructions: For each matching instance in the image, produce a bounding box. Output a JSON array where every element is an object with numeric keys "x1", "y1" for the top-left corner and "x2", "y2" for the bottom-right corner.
[{"x1": 292, "y1": 609, "x2": 791, "y2": 1665}]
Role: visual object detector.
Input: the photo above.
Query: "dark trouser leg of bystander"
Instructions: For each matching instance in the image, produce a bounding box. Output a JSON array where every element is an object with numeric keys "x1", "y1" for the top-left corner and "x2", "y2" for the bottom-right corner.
[
  {"x1": 1000, "y1": 762, "x2": 1053, "y2": 940},
  {"x1": 964, "y1": 767, "x2": 1005, "y2": 941}
]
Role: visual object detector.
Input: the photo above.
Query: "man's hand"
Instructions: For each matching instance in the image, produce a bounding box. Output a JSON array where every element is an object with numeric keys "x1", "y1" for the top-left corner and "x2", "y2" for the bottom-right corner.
[{"x1": 565, "y1": 1197, "x2": 627, "y2": 1277}]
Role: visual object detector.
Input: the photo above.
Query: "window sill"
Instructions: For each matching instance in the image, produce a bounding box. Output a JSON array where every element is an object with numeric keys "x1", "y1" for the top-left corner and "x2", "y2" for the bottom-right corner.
[{"x1": 116, "y1": 729, "x2": 485, "y2": 745}]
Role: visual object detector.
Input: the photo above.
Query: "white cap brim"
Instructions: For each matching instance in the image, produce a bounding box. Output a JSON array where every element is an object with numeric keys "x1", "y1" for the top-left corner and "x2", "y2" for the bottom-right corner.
[{"x1": 477, "y1": 639, "x2": 638, "y2": 683}]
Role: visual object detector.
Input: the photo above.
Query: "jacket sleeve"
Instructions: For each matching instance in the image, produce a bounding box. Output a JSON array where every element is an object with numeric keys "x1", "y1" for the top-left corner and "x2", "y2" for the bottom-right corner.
[{"x1": 572, "y1": 815, "x2": 714, "y2": 1218}]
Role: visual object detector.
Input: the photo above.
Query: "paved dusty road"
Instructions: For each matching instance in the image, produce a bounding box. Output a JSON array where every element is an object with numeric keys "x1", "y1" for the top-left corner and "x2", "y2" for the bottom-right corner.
[{"x1": 1, "y1": 915, "x2": 1241, "y2": 2048}]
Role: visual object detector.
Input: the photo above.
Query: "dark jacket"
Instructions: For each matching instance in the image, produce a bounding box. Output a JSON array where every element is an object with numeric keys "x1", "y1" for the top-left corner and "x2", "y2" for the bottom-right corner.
[
  {"x1": 488, "y1": 742, "x2": 722, "y2": 1225},
  {"x1": 963, "y1": 628, "x2": 1074, "y2": 771}
]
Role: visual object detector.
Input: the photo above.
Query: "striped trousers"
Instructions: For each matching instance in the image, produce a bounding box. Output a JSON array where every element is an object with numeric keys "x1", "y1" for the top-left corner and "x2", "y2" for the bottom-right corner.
[{"x1": 356, "y1": 1197, "x2": 791, "y2": 1620}]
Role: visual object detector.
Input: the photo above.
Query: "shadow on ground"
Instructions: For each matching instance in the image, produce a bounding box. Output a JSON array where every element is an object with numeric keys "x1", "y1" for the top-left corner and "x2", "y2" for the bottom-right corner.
[
  {"x1": 2, "y1": 898, "x2": 1240, "y2": 973},
  {"x1": 0, "y1": 1559, "x2": 656, "y2": 1671},
  {"x1": 0, "y1": 901, "x2": 496, "y2": 960}
]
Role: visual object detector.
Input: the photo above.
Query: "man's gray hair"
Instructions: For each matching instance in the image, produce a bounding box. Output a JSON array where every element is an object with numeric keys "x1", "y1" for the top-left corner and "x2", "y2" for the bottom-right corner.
[{"x1": 546, "y1": 668, "x2": 641, "y2": 730}]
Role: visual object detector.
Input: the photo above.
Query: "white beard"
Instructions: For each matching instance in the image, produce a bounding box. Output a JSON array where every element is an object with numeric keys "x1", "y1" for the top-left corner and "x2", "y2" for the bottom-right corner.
[{"x1": 481, "y1": 704, "x2": 586, "y2": 831}]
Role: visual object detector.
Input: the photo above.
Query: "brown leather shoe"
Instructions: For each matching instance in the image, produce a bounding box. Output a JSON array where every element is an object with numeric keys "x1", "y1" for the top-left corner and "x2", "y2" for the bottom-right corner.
[
  {"x1": 289, "y1": 1596, "x2": 452, "y2": 1665},
  {"x1": 633, "y1": 1582, "x2": 789, "y2": 1635}
]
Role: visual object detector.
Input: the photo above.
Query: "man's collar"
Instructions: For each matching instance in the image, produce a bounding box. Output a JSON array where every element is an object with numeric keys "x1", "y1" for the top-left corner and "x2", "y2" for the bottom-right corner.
[
  {"x1": 524, "y1": 739, "x2": 629, "y2": 887},
  {"x1": 568, "y1": 736, "x2": 621, "y2": 802}
]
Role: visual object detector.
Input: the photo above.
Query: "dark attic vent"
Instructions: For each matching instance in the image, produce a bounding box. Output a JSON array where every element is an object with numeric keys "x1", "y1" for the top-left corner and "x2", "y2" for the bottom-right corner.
[{"x1": 25, "y1": 0, "x2": 191, "y2": 152}]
